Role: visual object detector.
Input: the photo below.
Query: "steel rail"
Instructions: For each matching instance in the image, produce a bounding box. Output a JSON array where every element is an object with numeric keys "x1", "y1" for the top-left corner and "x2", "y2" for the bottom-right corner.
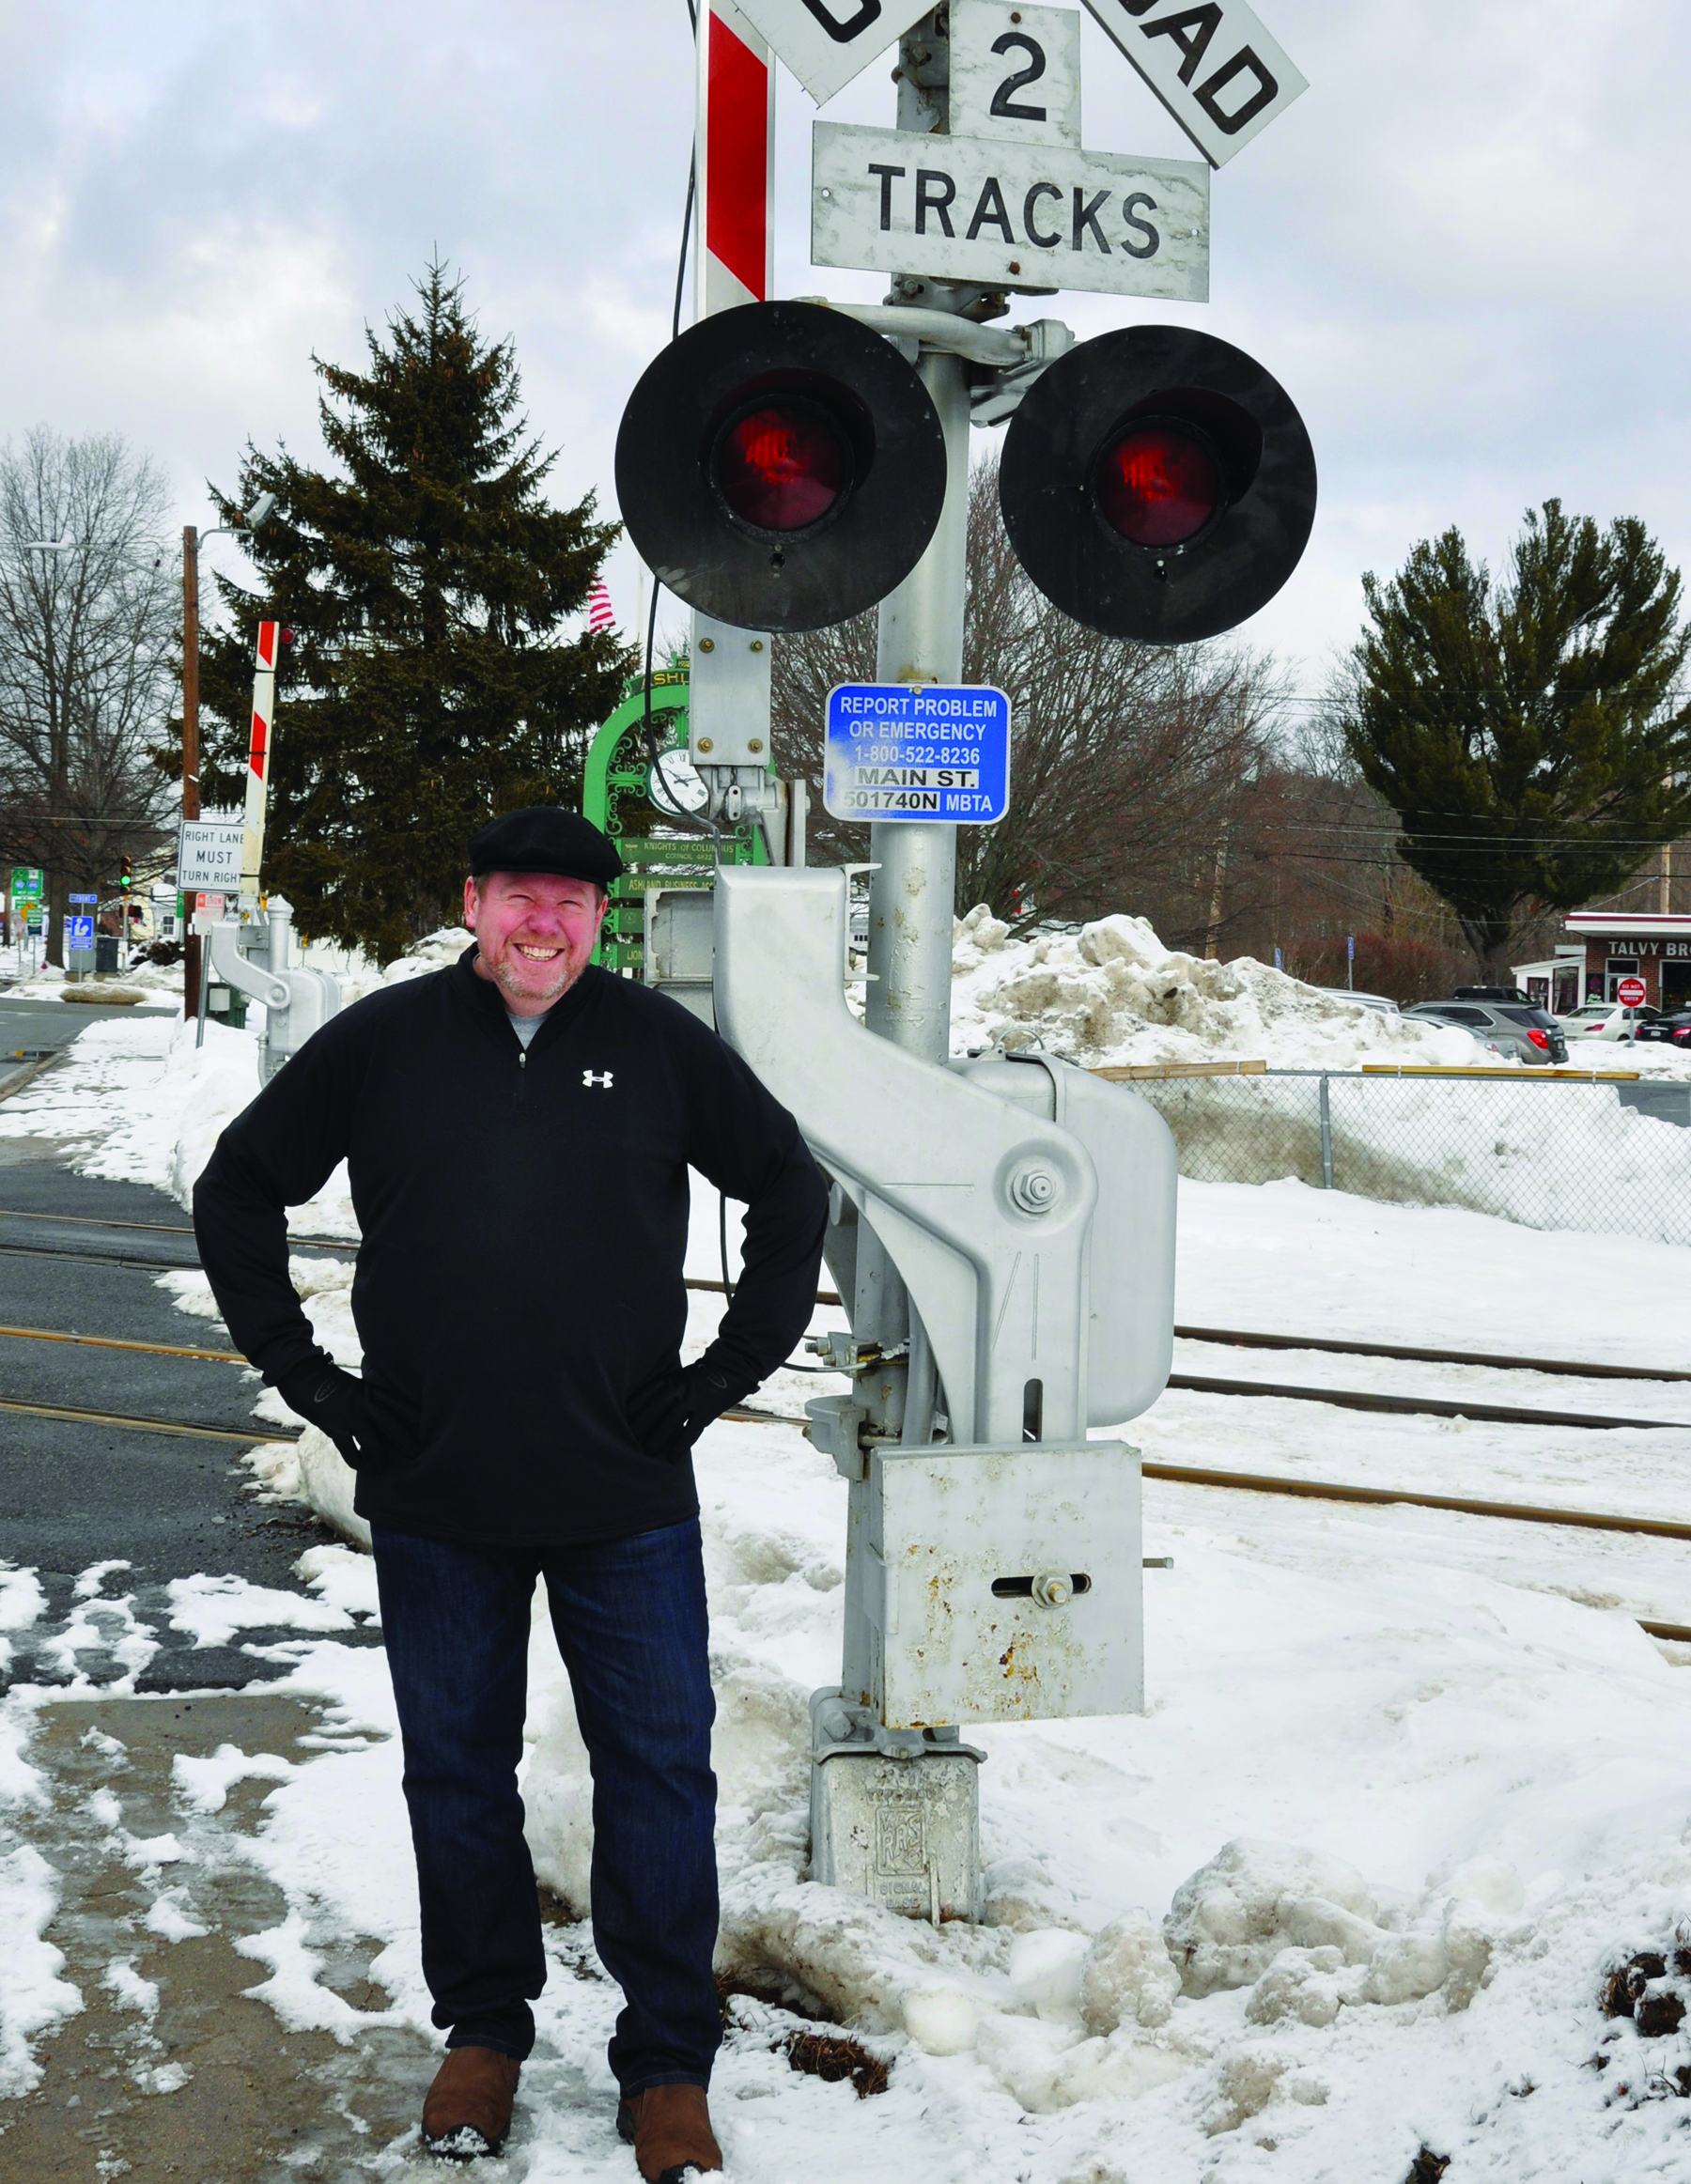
[
  {"x1": 0, "y1": 1205, "x2": 352, "y2": 1251},
  {"x1": 1172, "y1": 1324, "x2": 1691, "y2": 1385},
  {"x1": 0, "y1": 1393, "x2": 299, "y2": 1445},
  {"x1": 0, "y1": 1238, "x2": 205, "y2": 1273},
  {"x1": 1138, "y1": 1458, "x2": 1691, "y2": 1542},
  {"x1": 1164, "y1": 1371, "x2": 1680, "y2": 1433},
  {"x1": 0, "y1": 1322, "x2": 243, "y2": 1363}
]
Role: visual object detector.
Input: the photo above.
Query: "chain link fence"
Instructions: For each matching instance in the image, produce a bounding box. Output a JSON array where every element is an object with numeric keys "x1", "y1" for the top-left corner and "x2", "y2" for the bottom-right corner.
[{"x1": 1124, "y1": 1068, "x2": 1691, "y2": 1249}]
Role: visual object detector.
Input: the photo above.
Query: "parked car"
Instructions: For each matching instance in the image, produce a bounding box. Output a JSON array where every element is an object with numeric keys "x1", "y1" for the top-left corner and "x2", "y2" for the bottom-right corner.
[
  {"x1": 1313, "y1": 987, "x2": 1400, "y2": 1015},
  {"x1": 1402, "y1": 999, "x2": 1570, "y2": 1064},
  {"x1": 1558, "y1": 1000, "x2": 1660, "y2": 1041},
  {"x1": 1634, "y1": 1010, "x2": 1691, "y2": 1046}
]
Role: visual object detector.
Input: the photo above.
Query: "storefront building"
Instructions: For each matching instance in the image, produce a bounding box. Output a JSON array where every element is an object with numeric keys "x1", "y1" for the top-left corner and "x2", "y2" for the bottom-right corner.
[{"x1": 1559, "y1": 913, "x2": 1691, "y2": 1009}]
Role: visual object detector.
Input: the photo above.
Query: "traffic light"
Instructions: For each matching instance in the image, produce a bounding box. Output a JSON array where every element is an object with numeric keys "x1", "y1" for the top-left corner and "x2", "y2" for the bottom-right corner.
[
  {"x1": 998, "y1": 325, "x2": 1317, "y2": 645},
  {"x1": 118, "y1": 855, "x2": 132, "y2": 898},
  {"x1": 614, "y1": 301, "x2": 949, "y2": 633}
]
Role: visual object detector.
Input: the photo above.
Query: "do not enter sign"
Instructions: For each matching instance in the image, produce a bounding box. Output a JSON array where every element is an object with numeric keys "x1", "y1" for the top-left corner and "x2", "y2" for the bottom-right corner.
[{"x1": 1617, "y1": 976, "x2": 1647, "y2": 1007}]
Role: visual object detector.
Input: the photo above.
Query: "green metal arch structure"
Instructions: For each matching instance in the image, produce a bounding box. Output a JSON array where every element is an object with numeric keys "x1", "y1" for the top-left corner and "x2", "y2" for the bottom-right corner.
[{"x1": 582, "y1": 670, "x2": 770, "y2": 975}]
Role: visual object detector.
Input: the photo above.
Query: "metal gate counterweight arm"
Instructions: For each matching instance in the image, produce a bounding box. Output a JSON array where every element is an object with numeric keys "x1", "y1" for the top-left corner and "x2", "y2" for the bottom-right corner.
[{"x1": 714, "y1": 863, "x2": 1100, "y2": 1448}]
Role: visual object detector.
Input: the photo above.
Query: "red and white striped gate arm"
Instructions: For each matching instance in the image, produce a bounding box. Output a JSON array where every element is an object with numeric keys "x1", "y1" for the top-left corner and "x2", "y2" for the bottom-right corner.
[
  {"x1": 239, "y1": 620, "x2": 279, "y2": 907},
  {"x1": 696, "y1": 1, "x2": 774, "y2": 319}
]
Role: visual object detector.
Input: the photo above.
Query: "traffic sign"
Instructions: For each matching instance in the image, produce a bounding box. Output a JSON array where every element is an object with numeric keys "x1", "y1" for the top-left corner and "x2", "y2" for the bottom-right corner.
[
  {"x1": 69, "y1": 892, "x2": 98, "y2": 905},
  {"x1": 824, "y1": 683, "x2": 1011, "y2": 824},
  {"x1": 1617, "y1": 976, "x2": 1647, "y2": 1007},
  {"x1": 178, "y1": 816, "x2": 243, "y2": 892},
  {"x1": 812, "y1": 123, "x2": 1208, "y2": 299},
  {"x1": 728, "y1": 0, "x2": 932, "y2": 106},
  {"x1": 1079, "y1": 0, "x2": 1307, "y2": 169},
  {"x1": 9, "y1": 867, "x2": 42, "y2": 904},
  {"x1": 950, "y1": 3, "x2": 1081, "y2": 146},
  {"x1": 65, "y1": 915, "x2": 94, "y2": 953}
]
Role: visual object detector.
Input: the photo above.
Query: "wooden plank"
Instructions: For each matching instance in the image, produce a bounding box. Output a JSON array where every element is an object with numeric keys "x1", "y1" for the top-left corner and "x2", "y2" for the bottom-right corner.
[{"x1": 1092, "y1": 1059, "x2": 1267, "y2": 1081}]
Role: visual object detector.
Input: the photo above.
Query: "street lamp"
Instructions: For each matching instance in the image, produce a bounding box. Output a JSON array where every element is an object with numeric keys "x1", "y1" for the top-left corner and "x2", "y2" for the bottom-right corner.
[{"x1": 181, "y1": 492, "x2": 278, "y2": 1011}]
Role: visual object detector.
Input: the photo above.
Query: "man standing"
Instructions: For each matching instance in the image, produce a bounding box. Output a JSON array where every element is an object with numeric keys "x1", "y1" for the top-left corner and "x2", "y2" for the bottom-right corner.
[{"x1": 194, "y1": 809, "x2": 828, "y2": 2175}]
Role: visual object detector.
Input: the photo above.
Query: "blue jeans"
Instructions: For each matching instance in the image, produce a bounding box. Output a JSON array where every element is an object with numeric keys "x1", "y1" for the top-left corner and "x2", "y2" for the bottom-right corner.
[{"x1": 370, "y1": 1518, "x2": 720, "y2": 2091}]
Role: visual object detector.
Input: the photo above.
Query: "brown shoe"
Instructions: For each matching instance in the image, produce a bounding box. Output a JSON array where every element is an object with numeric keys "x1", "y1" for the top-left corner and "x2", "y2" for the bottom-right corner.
[
  {"x1": 615, "y1": 2083, "x2": 722, "y2": 2181},
  {"x1": 422, "y1": 2045, "x2": 521, "y2": 2159}
]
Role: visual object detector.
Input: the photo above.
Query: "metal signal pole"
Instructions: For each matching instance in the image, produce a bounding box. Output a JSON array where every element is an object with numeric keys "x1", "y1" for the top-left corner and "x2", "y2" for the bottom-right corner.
[{"x1": 856, "y1": 6, "x2": 975, "y2": 1457}]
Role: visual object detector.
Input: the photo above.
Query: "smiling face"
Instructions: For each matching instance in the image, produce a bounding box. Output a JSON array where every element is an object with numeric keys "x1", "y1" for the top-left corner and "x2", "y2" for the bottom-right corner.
[{"x1": 464, "y1": 869, "x2": 608, "y2": 1015}]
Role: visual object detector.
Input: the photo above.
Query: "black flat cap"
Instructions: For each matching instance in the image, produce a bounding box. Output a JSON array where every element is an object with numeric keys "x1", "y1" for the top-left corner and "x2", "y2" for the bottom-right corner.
[{"x1": 467, "y1": 808, "x2": 623, "y2": 889}]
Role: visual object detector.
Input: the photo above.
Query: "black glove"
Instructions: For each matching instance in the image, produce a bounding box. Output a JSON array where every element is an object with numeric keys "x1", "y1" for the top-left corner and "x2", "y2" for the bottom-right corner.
[
  {"x1": 626, "y1": 1359, "x2": 748, "y2": 1465},
  {"x1": 275, "y1": 1355, "x2": 377, "y2": 1472}
]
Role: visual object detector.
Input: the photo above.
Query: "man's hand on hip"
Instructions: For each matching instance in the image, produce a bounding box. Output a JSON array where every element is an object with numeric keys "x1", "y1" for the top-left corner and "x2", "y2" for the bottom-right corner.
[
  {"x1": 276, "y1": 1355, "x2": 377, "y2": 1471},
  {"x1": 627, "y1": 1359, "x2": 748, "y2": 1465}
]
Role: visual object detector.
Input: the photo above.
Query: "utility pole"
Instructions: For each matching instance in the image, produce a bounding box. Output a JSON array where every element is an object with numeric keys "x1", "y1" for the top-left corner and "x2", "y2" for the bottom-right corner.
[{"x1": 181, "y1": 525, "x2": 201, "y2": 1018}]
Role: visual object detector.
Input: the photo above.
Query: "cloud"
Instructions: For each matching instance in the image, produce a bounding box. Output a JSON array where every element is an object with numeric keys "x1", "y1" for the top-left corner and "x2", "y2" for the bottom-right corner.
[{"x1": 0, "y1": 0, "x2": 1684, "y2": 694}]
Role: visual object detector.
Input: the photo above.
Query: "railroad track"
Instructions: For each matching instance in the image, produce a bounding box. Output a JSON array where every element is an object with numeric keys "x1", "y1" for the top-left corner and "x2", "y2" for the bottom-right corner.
[
  {"x1": 8, "y1": 1205, "x2": 1687, "y2": 1384},
  {"x1": 6, "y1": 1212, "x2": 1689, "y2": 1433},
  {"x1": 7, "y1": 1381, "x2": 1690, "y2": 1646},
  {"x1": 5, "y1": 1230, "x2": 1687, "y2": 1640}
]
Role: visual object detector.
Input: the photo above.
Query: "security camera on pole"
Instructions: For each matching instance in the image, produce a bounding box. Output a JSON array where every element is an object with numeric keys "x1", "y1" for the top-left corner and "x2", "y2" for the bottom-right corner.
[{"x1": 616, "y1": 0, "x2": 1314, "y2": 1920}]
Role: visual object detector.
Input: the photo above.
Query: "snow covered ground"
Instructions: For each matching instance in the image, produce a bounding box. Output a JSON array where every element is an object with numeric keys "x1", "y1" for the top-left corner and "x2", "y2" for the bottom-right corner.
[{"x1": 6, "y1": 960, "x2": 1691, "y2": 2177}]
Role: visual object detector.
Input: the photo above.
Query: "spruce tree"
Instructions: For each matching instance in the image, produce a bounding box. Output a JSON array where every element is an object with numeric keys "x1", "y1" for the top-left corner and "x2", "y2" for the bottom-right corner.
[
  {"x1": 194, "y1": 263, "x2": 626, "y2": 959},
  {"x1": 1341, "y1": 500, "x2": 1691, "y2": 976}
]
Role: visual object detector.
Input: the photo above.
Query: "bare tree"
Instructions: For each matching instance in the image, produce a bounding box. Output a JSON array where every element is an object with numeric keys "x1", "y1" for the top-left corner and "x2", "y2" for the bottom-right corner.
[
  {"x1": 0, "y1": 428, "x2": 178, "y2": 961},
  {"x1": 771, "y1": 457, "x2": 1284, "y2": 939}
]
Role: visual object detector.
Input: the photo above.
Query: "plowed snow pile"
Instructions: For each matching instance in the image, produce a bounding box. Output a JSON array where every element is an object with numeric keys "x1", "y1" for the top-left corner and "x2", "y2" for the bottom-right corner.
[{"x1": 949, "y1": 907, "x2": 1476, "y2": 1071}]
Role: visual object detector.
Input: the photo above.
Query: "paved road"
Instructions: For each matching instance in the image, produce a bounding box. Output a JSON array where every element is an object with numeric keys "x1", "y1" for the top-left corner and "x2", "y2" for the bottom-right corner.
[
  {"x1": 0, "y1": 989, "x2": 178, "y2": 1081},
  {"x1": 0, "y1": 1059, "x2": 364, "y2": 1692}
]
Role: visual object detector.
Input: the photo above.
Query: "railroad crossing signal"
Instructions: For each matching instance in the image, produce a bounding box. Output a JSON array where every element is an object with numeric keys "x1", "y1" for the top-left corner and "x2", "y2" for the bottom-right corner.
[
  {"x1": 620, "y1": 1, "x2": 1317, "y2": 647},
  {"x1": 614, "y1": 300, "x2": 949, "y2": 634},
  {"x1": 618, "y1": 312, "x2": 1313, "y2": 645},
  {"x1": 997, "y1": 324, "x2": 1316, "y2": 643}
]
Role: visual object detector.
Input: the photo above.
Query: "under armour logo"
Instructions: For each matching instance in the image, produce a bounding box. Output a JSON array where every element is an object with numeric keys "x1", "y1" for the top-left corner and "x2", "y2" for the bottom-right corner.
[{"x1": 582, "y1": 1070, "x2": 613, "y2": 1089}]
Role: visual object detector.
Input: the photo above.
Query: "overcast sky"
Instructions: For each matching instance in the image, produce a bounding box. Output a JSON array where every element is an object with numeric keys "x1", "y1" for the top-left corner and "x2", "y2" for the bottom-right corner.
[{"x1": 2, "y1": 0, "x2": 1683, "y2": 720}]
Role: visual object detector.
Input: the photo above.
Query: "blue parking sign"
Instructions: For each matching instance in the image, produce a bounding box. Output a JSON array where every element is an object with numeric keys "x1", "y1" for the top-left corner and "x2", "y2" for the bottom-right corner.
[{"x1": 824, "y1": 683, "x2": 1011, "y2": 825}]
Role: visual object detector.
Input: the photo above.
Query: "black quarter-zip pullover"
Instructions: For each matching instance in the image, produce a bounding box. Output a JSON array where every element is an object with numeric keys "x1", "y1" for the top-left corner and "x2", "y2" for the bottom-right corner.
[{"x1": 193, "y1": 946, "x2": 828, "y2": 1547}]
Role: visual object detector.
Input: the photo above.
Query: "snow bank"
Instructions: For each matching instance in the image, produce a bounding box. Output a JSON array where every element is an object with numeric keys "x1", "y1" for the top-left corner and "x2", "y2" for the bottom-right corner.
[
  {"x1": 1142, "y1": 1062, "x2": 1691, "y2": 1249},
  {"x1": 950, "y1": 907, "x2": 1478, "y2": 1072},
  {"x1": 950, "y1": 906, "x2": 1691, "y2": 1248},
  {"x1": 504, "y1": 1423, "x2": 1691, "y2": 2165}
]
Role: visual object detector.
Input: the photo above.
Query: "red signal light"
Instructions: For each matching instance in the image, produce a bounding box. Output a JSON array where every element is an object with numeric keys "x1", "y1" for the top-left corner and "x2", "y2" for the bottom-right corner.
[
  {"x1": 1096, "y1": 423, "x2": 1222, "y2": 549},
  {"x1": 714, "y1": 403, "x2": 847, "y2": 533}
]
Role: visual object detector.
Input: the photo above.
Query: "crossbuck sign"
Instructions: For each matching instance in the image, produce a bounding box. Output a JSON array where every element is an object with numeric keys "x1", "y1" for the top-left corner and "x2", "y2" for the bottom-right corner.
[
  {"x1": 1079, "y1": 0, "x2": 1307, "y2": 167},
  {"x1": 727, "y1": 0, "x2": 934, "y2": 105}
]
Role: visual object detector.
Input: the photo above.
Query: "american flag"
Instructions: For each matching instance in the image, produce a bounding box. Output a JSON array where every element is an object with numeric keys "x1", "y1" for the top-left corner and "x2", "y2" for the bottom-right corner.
[{"x1": 586, "y1": 577, "x2": 614, "y2": 634}]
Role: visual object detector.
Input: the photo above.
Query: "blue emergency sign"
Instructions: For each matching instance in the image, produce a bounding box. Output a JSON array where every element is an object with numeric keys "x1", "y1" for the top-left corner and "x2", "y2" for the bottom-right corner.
[{"x1": 824, "y1": 682, "x2": 1011, "y2": 826}]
